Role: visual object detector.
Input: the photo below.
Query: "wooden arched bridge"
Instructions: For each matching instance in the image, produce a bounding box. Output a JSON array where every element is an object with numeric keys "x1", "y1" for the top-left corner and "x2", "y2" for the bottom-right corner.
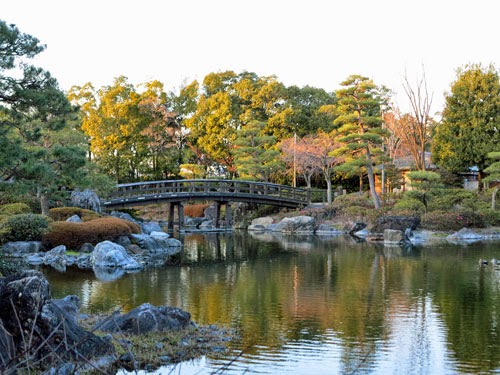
[{"x1": 103, "y1": 179, "x2": 311, "y2": 230}]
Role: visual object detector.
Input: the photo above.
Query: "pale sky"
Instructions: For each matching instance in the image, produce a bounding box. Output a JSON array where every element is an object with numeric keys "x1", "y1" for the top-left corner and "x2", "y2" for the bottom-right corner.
[{"x1": 3, "y1": 0, "x2": 499, "y2": 115}]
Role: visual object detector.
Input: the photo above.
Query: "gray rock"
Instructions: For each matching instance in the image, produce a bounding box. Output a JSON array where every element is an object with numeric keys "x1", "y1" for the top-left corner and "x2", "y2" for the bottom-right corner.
[
  {"x1": 0, "y1": 271, "x2": 114, "y2": 370},
  {"x1": 2, "y1": 241, "x2": 42, "y2": 257},
  {"x1": 130, "y1": 234, "x2": 182, "y2": 255},
  {"x1": 347, "y1": 222, "x2": 367, "y2": 235},
  {"x1": 141, "y1": 221, "x2": 163, "y2": 234},
  {"x1": 76, "y1": 254, "x2": 92, "y2": 269},
  {"x1": 95, "y1": 303, "x2": 193, "y2": 334},
  {"x1": 114, "y1": 236, "x2": 132, "y2": 247},
  {"x1": 353, "y1": 229, "x2": 370, "y2": 237},
  {"x1": 248, "y1": 216, "x2": 274, "y2": 231},
  {"x1": 199, "y1": 220, "x2": 214, "y2": 229},
  {"x1": 447, "y1": 228, "x2": 484, "y2": 244},
  {"x1": 271, "y1": 216, "x2": 315, "y2": 234},
  {"x1": 91, "y1": 241, "x2": 143, "y2": 270},
  {"x1": 51, "y1": 295, "x2": 81, "y2": 325},
  {"x1": 26, "y1": 254, "x2": 45, "y2": 265},
  {"x1": 447, "y1": 227, "x2": 482, "y2": 240},
  {"x1": 66, "y1": 215, "x2": 83, "y2": 223},
  {"x1": 248, "y1": 217, "x2": 274, "y2": 231},
  {"x1": 185, "y1": 217, "x2": 205, "y2": 227},
  {"x1": 110, "y1": 211, "x2": 140, "y2": 226},
  {"x1": 70, "y1": 188, "x2": 101, "y2": 213},
  {"x1": 78, "y1": 242, "x2": 94, "y2": 253},
  {"x1": 44, "y1": 245, "x2": 67, "y2": 271},
  {"x1": 150, "y1": 231, "x2": 169, "y2": 239}
]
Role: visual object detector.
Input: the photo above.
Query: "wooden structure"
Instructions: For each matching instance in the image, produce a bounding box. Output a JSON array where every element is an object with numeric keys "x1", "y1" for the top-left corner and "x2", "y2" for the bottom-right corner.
[{"x1": 103, "y1": 179, "x2": 311, "y2": 230}]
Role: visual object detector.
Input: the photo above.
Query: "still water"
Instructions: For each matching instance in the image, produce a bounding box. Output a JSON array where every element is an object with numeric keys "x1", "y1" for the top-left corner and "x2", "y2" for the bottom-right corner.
[{"x1": 43, "y1": 231, "x2": 500, "y2": 374}]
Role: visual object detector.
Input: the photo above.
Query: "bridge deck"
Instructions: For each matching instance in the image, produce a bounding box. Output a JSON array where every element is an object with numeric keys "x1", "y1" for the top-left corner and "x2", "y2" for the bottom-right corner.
[{"x1": 103, "y1": 179, "x2": 311, "y2": 209}]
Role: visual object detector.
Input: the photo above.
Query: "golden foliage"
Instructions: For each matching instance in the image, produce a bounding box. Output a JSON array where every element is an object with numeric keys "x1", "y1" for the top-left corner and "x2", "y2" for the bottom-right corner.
[
  {"x1": 184, "y1": 204, "x2": 210, "y2": 218},
  {"x1": 48, "y1": 207, "x2": 101, "y2": 222},
  {"x1": 42, "y1": 217, "x2": 140, "y2": 250}
]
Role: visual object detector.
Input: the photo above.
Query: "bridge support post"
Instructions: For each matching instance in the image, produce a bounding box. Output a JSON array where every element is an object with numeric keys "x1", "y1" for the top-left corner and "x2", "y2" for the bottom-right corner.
[
  {"x1": 168, "y1": 202, "x2": 184, "y2": 232},
  {"x1": 214, "y1": 201, "x2": 232, "y2": 229}
]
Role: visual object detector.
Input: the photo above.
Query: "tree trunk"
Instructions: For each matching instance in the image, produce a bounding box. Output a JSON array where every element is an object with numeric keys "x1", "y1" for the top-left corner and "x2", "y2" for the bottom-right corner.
[
  {"x1": 492, "y1": 187, "x2": 499, "y2": 210},
  {"x1": 40, "y1": 193, "x2": 50, "y2": 216},
  {"x1": 326, "y1": 177, "x2": 332, "y2": 204},
  {"x1": 365, "y1": 148, "x2": 381, "y2": 209}
]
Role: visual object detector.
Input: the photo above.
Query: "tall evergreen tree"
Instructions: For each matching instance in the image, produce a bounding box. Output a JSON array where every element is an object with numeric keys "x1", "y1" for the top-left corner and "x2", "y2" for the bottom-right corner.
[
  {"x1": 333, "y1": 75, "x2": 389, "y2": 209},
  {"x1": 0, "y1": 20, "x2": 86, "y2": 213},
  {"x1": 233, "y1": 120, "x2": 282, "y2": 181},
  {"x1": 432, "y1": 64, "x2": 500, "y2": 186}
]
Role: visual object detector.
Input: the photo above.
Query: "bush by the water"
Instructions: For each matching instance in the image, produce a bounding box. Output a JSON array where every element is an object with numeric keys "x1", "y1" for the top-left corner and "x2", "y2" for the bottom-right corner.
[
  {"x1": 420, "y1": 210, "x2": 487, "y2": 231},
  {"x1": 184, "y1": 204, "x2": 210, "y2": 218},
  {"x1": 42, "y1": 217, "x2": 141, "y2": 250},
  {"x1": 48, "y1": 207, "x2": 101, "y2": 222},
  {"x1": 426, "y1": 188, "x2": 483, "y2": 211},
  {"x1": 1, "y1": 213, "x2": 50, "y2": 241}
]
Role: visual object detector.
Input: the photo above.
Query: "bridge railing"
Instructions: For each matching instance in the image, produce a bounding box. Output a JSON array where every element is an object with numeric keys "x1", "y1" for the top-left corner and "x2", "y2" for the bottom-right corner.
[{"x1": 108, "y1": 179, "x2": 310, "y2": 205}]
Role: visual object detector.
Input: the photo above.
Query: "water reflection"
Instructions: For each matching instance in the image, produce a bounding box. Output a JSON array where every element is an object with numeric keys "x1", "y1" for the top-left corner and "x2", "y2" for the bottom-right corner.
[{"x1": 43, "y1": 233, "x2": 500, "y2": 374}]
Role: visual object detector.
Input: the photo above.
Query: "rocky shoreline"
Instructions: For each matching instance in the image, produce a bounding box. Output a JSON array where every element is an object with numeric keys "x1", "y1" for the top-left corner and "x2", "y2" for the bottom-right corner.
[{"x1": 0, "y1": 270, "x2": 236, "y2": 374}]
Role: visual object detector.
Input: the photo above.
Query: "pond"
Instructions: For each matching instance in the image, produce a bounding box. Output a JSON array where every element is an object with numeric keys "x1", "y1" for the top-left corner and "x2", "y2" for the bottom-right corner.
[{"x1": 42, "y1": 231, "x2": 500, "y2": 374}]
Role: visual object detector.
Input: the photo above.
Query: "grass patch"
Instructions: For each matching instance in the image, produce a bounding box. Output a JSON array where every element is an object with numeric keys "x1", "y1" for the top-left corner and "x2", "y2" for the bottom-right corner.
[{"x1": 80, "y1": 315, "x2": 237, "y2": 372}]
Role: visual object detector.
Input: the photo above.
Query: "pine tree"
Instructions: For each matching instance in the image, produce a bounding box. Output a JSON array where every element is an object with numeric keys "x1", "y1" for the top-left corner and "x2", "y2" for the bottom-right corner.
[{"x1": 333, "y1": 75, "x2": 389, "y2": 209}]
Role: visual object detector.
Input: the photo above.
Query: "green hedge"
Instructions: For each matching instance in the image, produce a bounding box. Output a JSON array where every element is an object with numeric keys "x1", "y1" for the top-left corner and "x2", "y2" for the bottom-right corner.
[{"x1": 1, "y1": 213, "x2": 50, "y2": 242}]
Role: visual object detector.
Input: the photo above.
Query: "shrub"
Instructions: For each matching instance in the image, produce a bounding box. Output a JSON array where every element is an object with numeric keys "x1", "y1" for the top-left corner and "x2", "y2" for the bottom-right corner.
[
  {"x1": 342, "y1": 206, "x2": 382, "y2": 226},
  {"x1": 42, "y1": 217, "x2": 141, "y2": 250},
  {"x1": 427, "y1": 189, "x2": 479, "y2": 211},
  {"x1": 0, "y1": 253, "x2": 19, "y2": 276},
  {"x1": 2, "y1": 214, "x2": 50, "y2": 241},
  {"x1": 393, "y1": 198, "x2": 426, "y2": 215},
  {"x1": 332, "y1": 193, "x2": 374, "y2": 209},
  {"x1": 420, "y1": 210, "x2": 486, "y2": 231},
  {"x1": 48, "y1": 207, "x2": 101, "y2": 222},
  {"x1": 482, "y1": 209, "x2": 500, "y2": 227},
  {"x1": 0, "y1": 203, "x2": 32, "y2": 216},
  {"x1": 184, "y1": 204, "x2": 210, "y2": 218}
]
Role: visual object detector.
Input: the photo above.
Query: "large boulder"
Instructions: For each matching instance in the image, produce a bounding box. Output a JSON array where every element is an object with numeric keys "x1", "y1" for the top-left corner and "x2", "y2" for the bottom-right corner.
[
  {"x1": 447, "y1": 228, "x2": 483, "y2": 243},
  {"x1": 247, "y1": 216, "x2": 274, "y2": 231},
  {"x1": 130, "y1": 233, "x2": 182, "y2": 256},
  {"x1": 271, "y1": 216, "x2": 316, "y2": 234},
  {"x1": 0, "y1": 271, "x2": 114, "y2": 372},
  {"x1": 95, "y1": 303, "x2": 193, "y2": 335},
  {"x1": 91, "y1": 241, "x2": 143, "y2": 270},
  {"x1": 141, "y1": 221, "x2": 163, "y2": 235},
  {"x1": 70, "y1": 188, "x2": 101, "y2": 213},
  {"x1": 2, "y1": 241, "x2": 42, "y2": 257},
  {"x1": 43, "y1": 244, "x2": 67, "y2": 272}
]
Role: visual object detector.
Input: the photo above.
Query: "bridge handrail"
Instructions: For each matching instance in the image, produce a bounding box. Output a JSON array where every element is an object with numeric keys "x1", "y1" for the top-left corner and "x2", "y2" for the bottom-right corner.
[{"x1": 107, "y1": 179, "x2": 310, "y2": 204}]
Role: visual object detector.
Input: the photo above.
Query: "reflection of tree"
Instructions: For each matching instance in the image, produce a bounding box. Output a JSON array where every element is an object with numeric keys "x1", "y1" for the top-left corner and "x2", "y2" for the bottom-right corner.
[
  {"x1": 42, "y1": 236, "x2": 500, "y2": 373},
  {"x1": 430, "y1": 256, "x2": 500, "y2": 372}
]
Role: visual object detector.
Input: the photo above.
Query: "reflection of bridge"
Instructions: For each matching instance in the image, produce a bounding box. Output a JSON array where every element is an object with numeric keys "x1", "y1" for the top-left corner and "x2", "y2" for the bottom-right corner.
[{"x1": 103, "y1": 179, "x2": 311, "y2": 230}]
